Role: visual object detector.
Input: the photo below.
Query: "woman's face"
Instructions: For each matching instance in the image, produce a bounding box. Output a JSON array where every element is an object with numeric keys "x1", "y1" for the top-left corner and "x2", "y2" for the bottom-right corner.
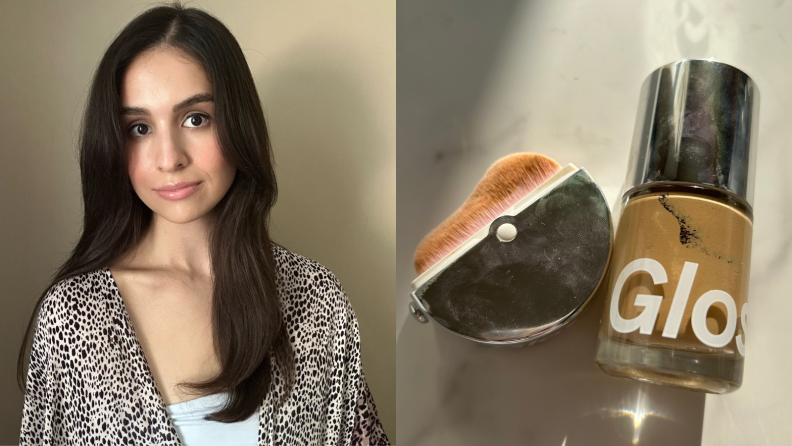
[{"x1": 120, "y1": 46, "x2": 236, "y2": 225}]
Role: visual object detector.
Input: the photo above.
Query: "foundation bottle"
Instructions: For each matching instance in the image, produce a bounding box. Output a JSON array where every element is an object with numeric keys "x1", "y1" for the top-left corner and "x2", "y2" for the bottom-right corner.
[{"x1": 594, "y1": 60, "x2": 759, "y2": 394}]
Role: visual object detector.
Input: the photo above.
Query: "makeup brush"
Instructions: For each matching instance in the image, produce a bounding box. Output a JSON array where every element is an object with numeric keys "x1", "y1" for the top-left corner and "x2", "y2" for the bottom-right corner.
[
  {"x1": 409, "y1": 152, "x2": 613, "y2": 345},
  {"x1": 413, "y1": 153, "x2": 562, "y2": 275}
]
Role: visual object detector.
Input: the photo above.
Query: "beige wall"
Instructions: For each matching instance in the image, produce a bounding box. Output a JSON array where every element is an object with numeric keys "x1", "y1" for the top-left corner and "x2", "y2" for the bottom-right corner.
[{"x1": 0, "y1": 0, "x2": 394, "y2": 442}]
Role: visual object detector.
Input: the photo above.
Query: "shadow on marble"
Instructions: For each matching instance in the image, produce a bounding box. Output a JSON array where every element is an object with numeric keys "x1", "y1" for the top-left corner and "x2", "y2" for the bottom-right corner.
[{"x1": 397, "y1": 283, "x2": 706, "y2": 446}]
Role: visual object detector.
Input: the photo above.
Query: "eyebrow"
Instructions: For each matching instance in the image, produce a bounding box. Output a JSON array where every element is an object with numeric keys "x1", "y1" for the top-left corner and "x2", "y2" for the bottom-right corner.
[{"x1": 120, "y1": 93, "x2": 214, "y2": 117}]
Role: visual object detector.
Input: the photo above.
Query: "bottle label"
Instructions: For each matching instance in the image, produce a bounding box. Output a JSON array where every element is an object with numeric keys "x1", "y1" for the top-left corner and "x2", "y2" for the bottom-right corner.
[
  {"x1": 609, "y1": 258, "x2": 748, "y2": 354},
  {"x1": 601, "y1": 192, "x2": 752, "y2": 355}
]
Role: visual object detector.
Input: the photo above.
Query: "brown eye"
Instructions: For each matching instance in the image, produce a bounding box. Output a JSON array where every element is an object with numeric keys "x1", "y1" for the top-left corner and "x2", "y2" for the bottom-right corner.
[
  {"x1": 129, "y1": 123, "x2": 150, "y2": 137},
  {"x1": 184, "y1": 113, "x2": 209, "y2": 128}
]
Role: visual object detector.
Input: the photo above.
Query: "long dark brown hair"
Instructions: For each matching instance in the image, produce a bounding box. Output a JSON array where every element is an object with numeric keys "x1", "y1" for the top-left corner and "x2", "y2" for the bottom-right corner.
[{"x1": 16, "y1": 1, "x2": 294, "y2": 423}]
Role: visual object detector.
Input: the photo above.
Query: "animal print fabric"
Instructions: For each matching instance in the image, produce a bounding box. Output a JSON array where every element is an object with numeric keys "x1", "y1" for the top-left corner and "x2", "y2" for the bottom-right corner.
[{"x1": 19, "y1": 244, "x2": 389, "y2": 445}]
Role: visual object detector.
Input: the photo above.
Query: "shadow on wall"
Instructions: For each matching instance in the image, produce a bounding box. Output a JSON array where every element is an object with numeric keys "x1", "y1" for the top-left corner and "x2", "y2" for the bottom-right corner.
[
  {"x1": 254, "y1": 42, "x2": 395, "y2": 441},
  {"x1": 397, "y1": 282, "x2": 706, "y2": 446}
]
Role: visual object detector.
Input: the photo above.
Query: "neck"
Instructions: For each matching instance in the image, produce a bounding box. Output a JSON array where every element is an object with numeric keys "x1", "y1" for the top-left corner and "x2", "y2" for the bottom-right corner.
[{"x1": 122, "y1": 212, "x2": 214, "y2": 280}]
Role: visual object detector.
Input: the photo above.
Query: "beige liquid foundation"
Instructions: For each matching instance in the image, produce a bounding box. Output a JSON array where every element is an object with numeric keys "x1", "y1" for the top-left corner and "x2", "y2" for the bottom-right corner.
[{"x1": 595, "y1": 60, "x2": 759, "y2": 393}]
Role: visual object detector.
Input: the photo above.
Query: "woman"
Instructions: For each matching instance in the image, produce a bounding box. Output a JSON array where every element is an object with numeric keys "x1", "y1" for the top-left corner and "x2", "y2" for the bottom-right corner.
[{"x1": 16, "y1": 2, "x2": 389, "y2": 445}]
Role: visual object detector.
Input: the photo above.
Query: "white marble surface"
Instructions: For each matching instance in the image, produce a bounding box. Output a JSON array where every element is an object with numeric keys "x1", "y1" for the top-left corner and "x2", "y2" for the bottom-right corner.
[{"x1": 397, "y1": 1, "x2": 792, "y2": 444}]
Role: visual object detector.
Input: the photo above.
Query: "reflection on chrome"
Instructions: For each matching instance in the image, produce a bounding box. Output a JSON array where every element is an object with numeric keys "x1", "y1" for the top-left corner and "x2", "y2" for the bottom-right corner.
[{"x1": 596, "y1": 386, "x2": 671, "y2": 445}]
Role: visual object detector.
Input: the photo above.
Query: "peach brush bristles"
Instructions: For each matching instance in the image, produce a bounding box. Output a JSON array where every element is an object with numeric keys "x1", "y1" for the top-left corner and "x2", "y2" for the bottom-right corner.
[{"x1": 413, "y1": 153, "x2": 561, "y2": 275}]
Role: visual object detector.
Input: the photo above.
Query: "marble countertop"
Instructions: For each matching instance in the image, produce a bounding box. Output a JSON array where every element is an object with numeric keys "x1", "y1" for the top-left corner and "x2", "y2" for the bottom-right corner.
[{"x1": 396, "y1": 1, "x2": 792, "y2": 445}]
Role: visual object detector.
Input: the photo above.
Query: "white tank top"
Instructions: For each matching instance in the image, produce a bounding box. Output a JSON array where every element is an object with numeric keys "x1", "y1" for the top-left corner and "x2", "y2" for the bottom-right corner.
[{"x1": 165, "y1": 392, "x2": 259, "y2": 446}]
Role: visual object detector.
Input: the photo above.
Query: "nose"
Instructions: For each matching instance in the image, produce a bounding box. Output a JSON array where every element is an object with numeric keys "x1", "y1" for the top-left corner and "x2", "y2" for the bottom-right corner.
[{"x1": 155, "y1": 125, "x2": 189, "y2": 172}]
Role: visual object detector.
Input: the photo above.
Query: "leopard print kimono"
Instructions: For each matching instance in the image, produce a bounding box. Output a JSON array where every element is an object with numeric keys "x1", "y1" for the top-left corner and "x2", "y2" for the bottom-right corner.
[{"x1": 19, "y1": 244, "x2": 389, "y2": 445}]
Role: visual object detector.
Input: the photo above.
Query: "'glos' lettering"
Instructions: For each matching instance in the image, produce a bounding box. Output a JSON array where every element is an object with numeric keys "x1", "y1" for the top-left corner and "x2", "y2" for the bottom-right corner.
[{"x1": 609, "y1": 258, "x2": 745, "y2": 354}]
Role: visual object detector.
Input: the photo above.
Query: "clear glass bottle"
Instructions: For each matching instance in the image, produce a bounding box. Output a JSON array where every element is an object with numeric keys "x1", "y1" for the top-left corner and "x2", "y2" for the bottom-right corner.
[{"x1": 594, "y1": 60, "x2": 759, "y2": 394}]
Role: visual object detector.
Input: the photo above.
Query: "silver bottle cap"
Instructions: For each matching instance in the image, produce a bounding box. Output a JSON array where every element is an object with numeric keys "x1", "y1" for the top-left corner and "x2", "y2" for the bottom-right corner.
[{"x1": 624, "y1": 59, "x2": 760, "y2": 209}]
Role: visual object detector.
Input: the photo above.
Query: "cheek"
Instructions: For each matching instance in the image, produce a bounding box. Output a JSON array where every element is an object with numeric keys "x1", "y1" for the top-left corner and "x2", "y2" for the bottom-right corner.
[
  {"x1": 126, "y1": 150, "x2": 145, "y2": 188},
  {"x1": 126, "y1": 147, "x2": 156, "y2": 191},
  {"x1": 198, "y1": 148, "x2": 235, "y2": 183}
]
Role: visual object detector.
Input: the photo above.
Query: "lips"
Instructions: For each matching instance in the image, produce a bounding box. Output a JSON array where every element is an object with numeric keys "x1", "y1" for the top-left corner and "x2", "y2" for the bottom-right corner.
[
  {"x1": 154, "y1": 181, "x2": 202, "y2": 192},
  {"x1": 154, "y1": 181, "x2": 202, "y2": 201}
]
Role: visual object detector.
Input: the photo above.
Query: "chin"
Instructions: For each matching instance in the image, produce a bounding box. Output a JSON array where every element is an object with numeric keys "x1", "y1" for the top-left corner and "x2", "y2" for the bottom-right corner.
[
  {"x1": 151, "y1": 206, "x2": 213, "y2": 225},
  {"x1": 161, "y1": 215, "x2": 205, "y2": 225}
]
